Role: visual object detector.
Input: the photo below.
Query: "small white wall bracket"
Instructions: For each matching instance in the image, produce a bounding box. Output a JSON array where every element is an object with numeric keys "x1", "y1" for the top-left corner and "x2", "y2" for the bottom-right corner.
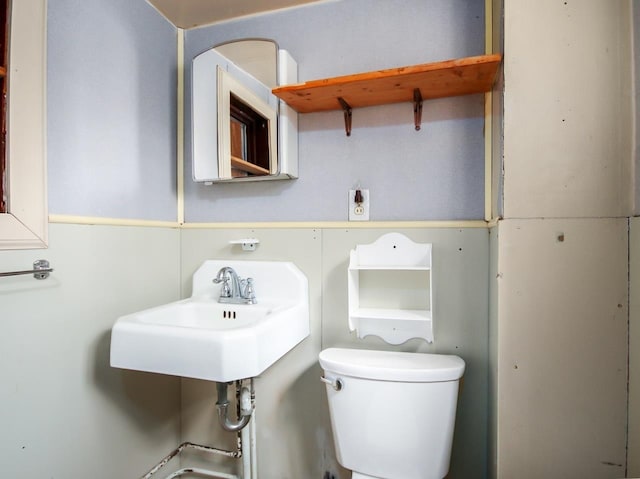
[{"x1": 229, "y1": 238, "x2": 260, "y2": 251}]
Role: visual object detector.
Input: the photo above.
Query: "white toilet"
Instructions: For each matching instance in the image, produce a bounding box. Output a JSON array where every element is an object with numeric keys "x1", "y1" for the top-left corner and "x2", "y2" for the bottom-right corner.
[{"x1": 319, "y1": 347, "x2": 465, "y2": 479}]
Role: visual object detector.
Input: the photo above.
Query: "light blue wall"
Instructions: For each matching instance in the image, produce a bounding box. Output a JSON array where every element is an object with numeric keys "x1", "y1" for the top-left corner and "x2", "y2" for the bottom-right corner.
[
  {"x1": 46, "y1": 0, "x2": 486, "y2": 222},
  {"x1": 47, "y1": 0, "x2": 178, "y2": 221},
  {"x1": 184, "y1": 0, "x2": 486, "y2": 222}
]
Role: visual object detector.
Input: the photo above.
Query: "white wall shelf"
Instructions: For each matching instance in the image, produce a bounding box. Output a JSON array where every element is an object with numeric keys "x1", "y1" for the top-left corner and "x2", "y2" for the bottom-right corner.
[{"x1": 348, "y1": 233, "x2": 433, "y2": 344}]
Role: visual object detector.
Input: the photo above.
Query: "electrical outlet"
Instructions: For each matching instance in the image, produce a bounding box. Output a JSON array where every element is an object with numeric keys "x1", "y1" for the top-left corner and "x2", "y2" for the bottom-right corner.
[{"x1": 348, "y1": 189, "x2": 370, "y2": 221}]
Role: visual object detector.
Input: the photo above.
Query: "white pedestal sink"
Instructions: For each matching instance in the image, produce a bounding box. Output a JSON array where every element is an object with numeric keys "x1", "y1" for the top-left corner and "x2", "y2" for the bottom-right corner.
[{"x1": 110, "y1": 260, "x2": 309, "y2": 382}]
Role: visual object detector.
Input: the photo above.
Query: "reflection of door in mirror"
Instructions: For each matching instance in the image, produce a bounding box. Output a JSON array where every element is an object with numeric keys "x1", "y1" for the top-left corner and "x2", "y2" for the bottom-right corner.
[
  {"x1": 216, "y1": 65, "x2": 277, "y2": 180},
  {"x1": 0, "y1": 0, "x2": 9, "y2": 213},
  {"x1": 230, "y1": 117, "x2": 246, "y2": 174},
  {"x1": 218, "y1": 39, "x2": 276, "y2": 179},
  {"x1": 230, "y1": 94, "x2": 270, "y2": 178}
]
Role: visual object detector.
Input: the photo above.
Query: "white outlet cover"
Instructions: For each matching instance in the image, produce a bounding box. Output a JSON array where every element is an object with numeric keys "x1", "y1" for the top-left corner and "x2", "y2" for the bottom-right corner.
[{"x1": 348, "y1": 189, "x2": 370, "y2": 221}]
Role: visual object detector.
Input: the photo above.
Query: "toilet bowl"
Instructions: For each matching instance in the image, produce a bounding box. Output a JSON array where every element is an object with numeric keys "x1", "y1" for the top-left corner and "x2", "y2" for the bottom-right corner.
[{"x1": 319, "y1": 348, "x2": 465, "y2": 479}]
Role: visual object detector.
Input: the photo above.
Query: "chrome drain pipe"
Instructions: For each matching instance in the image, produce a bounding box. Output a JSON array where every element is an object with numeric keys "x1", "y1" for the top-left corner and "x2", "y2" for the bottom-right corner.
[
  {"x1": 216, "y1": 381, "x2": 253, "y2": 433},
  {"x1": 139, "y1": 381, "x2": 254, "y2": 479}
]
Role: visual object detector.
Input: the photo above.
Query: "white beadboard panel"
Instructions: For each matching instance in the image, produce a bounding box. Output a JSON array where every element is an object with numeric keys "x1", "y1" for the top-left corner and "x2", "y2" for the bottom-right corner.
[
  {"x1": 0, "y1": 223, "x2": 182, "y2": 478},
  {"x1": 503, "y1": 0, "x2": 633, "y2": 218},
  {"x1": 495, "y1": 218, "x2": 627, "y2": 478},
  {"x1": 629, "y1": 216, "x2": 640, "y2": 476},
  {"x1": 320, "y1": 227, "x2": 489, "y2": 479},
  {"x1": 178, "y1": 226, "x2": 489, "y2": 478},
  {"x1": 183, "y1": 0, "x2": 487, "y2": 222},
  {"x1": 47, "y1": 0, "x2": 178, "y2": 221}
]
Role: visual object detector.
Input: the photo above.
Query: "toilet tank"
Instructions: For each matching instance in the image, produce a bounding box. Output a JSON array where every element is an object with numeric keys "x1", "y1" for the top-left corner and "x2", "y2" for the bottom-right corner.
[{"x1": 319, "y1": 348, "x2": 465, "y2": 479}]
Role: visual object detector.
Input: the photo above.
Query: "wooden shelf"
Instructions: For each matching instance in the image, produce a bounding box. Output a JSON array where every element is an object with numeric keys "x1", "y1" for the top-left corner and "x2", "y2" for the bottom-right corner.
[
  {"x1": 272, "y1": 54, "x2": 501, "y2": 114},
  {"x1": 230, "y1": 156, "x2": 270, "y2": 176}
]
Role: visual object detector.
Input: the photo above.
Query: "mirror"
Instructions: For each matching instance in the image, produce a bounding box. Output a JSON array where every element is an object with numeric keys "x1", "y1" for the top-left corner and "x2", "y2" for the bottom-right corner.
[
  {"x1": 192, "y1": 39, "x2": 298, "y2": 184},
  {"x1": 214, "y1": 40, "x2": 277, "y2": 89}
]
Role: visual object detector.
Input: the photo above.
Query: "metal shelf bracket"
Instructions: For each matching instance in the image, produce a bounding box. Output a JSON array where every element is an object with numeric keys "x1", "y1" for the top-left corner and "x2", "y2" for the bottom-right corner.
[
  {"x1": 413, "y1": 88, "x2": 423, "y2": 131},
  {"x1": 338, "y1": 97, "x2": 352, "y2": 136}
]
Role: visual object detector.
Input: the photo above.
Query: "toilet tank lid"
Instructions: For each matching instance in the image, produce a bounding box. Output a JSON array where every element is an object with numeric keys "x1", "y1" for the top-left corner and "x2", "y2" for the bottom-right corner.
[{"x1": 319, "y1": 348, "x2": 465, "y2": 382}]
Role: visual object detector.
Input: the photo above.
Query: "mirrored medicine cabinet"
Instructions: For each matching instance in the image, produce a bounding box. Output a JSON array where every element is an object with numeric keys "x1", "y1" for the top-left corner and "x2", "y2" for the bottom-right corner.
[{"x1": 192, "y1": 39, "x2": 298, "y2": 184}]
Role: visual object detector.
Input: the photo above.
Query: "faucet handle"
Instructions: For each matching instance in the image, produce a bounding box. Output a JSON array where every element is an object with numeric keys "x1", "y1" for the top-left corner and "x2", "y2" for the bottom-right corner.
[
  {"x1": 244, "y1": 277, "x2": 256, "y2": 303},
  {"x1": 213, "y1": 270, "x2": 232, "y2": 298}
]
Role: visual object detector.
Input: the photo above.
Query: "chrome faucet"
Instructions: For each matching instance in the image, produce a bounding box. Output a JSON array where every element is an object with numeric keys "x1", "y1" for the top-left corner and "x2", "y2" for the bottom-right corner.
[{"x1": 213, "y1": 267, "x2": 257, "y2": 304}]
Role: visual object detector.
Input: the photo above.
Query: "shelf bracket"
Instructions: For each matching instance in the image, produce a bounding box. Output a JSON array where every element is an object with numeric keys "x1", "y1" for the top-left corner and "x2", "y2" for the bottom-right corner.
[
  {"x1": 413, "y1": 88, "x2": 423, "y2": 131},
  {"x1": 338, "y1": 97, "x2": 352, "y2": 136}
]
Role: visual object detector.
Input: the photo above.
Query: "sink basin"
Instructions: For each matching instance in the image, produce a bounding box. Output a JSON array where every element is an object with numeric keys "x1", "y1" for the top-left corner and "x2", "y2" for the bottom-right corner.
[{"x1": 110, "y1": 260, "x2": 309, "y2": 382}]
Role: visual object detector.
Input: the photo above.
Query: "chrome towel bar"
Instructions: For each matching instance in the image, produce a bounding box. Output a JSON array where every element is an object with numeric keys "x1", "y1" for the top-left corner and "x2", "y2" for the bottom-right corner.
[{"x1": 0, "y1": 260, "x2": 53, "y2": 280}]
